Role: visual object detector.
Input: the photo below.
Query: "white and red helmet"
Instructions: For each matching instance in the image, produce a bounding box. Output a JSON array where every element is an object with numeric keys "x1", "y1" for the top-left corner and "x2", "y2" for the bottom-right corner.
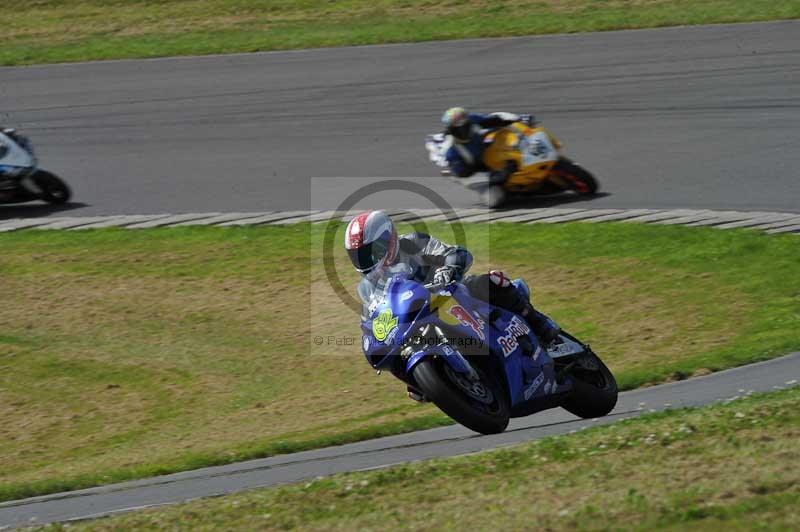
[{"x1": 344, "y1": 210, "x2": 398, "y2": 275}]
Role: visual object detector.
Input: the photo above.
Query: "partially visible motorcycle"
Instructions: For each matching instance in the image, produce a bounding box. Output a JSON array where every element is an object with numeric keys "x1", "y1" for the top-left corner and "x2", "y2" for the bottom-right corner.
[
  {"x1": 425, "y1": 115, "x2": 599, "y2": 208},
  {"x1": 0, "y1": 129, "x2": 71, "y2": 205}
]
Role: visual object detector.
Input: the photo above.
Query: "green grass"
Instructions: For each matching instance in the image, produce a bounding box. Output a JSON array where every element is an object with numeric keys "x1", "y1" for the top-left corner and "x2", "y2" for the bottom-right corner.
[
  {"x1": 38, "y1": 386, "x2": 800, "y2": 531},
  {"x1": 1, "y1": 222, "x2": 799, "y2": 502},
  {"x1": 3, "y1": 1, "x2": 800, "y2": 65}
]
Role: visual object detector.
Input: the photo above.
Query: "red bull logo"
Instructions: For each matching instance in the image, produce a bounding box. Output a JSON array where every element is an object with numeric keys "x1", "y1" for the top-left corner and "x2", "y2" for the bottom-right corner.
[
  {"x1": 447, "y1": 305, "x2": 486, "y2": 340},
  {"x1": 498, "y1": 316, "x2": 531, "y2": 357}
]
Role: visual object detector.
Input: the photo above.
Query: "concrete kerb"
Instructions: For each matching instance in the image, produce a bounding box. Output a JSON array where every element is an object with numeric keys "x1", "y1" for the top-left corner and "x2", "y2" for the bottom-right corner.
[{"x1": 0, "y1": 208, "x2": 799, "y2": 234}]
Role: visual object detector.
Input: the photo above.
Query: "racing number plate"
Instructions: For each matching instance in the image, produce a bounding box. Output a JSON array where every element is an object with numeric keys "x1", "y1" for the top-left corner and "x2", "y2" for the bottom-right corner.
[{"x1": 519, "y1": 131, "x2": 557, "y2": 166}]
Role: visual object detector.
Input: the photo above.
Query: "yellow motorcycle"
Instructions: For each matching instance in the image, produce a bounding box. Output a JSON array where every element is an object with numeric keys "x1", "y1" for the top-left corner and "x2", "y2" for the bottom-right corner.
[{"x1": 425, "y1": 117, "x2": 599, "y2": 208}]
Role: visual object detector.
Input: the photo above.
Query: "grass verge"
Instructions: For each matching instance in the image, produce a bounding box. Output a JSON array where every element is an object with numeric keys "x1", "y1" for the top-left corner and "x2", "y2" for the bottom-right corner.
[
  {"x1": 3, "y1": 1, "x2": 799, "y2": 66},
  {"x1": 38, "y1": 386, "x2": 800, "y2": 531},
  {"x1": 1, "y1": 222, "x2": 799, "y2": 501}
]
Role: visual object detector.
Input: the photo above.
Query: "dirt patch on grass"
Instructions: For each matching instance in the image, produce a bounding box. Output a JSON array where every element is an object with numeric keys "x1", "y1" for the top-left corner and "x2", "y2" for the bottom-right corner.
[
  {"x1": 0, "y1": 251, "x2": 407, "y2": 487},
  {"x1": 481, "y1": 256, "x2": 750, "y2": 377}
]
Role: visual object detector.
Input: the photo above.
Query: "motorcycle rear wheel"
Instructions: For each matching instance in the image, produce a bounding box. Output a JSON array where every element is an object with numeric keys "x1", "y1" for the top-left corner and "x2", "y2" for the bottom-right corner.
[
  {"x1": 552, "y1": 158, "x2": 598, "y2": 195},
  {"x1": 413, "y1": 357, "x2": 509, "y2": 434},
  {"x1": 32, "y1": 170, "x2": 71, "y2": 204},
  {"x1": 561, "y1": 352, "x2": 618, "y2": 419}
]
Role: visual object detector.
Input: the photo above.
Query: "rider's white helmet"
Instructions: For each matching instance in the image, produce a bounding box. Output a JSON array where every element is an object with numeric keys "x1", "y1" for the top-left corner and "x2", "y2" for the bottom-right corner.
[{"x1": 442, "y1": 107, "x2": 471, "y2": 142}]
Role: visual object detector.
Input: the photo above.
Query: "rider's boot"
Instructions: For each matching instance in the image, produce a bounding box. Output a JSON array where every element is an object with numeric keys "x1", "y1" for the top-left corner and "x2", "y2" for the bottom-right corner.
[
  {"x1": 488, "y1": 160, "x2": 518, "y2": 186},
  {"x1": 513, "y1": 298, "x2": 561, "y2": 346},
  {"x1": 526, "y1": 307, "x2": 561, "y2": 345}
]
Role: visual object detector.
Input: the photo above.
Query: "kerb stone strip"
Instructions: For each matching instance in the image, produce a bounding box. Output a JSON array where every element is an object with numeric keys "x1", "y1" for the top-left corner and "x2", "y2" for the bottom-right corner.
[{"x1": 2, "y1": 208, "x2": 800, "y2": 234}]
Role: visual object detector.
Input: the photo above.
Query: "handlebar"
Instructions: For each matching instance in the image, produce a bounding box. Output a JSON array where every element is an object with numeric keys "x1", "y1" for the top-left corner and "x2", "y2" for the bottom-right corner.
[{"x1": 424, "y1": 281, "x2": 454, "y2": 292}]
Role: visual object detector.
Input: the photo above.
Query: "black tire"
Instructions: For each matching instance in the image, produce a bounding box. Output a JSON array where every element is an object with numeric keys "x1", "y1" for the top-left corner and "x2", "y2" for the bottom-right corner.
[
  {"x1": 552, "y1": 158, "x2": 598, "y2": 195},
  {"x1": 561, "y1": 352, "x2": 618, "y2": 419},
  {"x1": 413, "y1": 357, "x2": 509, "y2": 434},
  {"x1": 32, "y1": 170, "x2": 71, "y2": 204}
]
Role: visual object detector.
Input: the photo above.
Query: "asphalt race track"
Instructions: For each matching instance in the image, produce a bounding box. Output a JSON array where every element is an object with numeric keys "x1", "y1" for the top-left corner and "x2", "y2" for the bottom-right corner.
[
  {"x1": 1, "y1": 353, "x2": 798, "y2": 528},
  {"x1": 2, "y1": 21, "x2": 800, "y2": 527},
  {"x1": 2, "y1": 21, "x2": 799, "y2": 217}
]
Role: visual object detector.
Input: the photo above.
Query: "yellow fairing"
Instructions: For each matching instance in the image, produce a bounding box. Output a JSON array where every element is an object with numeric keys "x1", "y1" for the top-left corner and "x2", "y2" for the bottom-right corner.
[
  {"x1": 428, "y1": 294, "x2": 464, "y2": 327},
  {"x1": 483, "y1": 123, "x2": 562, "y2": 191}
]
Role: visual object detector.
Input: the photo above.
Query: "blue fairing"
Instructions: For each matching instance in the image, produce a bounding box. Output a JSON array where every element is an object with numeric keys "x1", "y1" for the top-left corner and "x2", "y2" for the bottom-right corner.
[
  {"x1": 361, "y1": 276, "x2": 564, "y2": 410},
  {"x1": 406, "y1": 343, "x2": 473, "y2": 375}
]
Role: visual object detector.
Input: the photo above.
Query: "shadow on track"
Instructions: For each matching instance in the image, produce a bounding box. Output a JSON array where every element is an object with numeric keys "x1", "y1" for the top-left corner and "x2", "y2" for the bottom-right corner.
[
  {"x1": 495, "y1": 191, "x2": 612, "y2": 210},
  {"x1": 0, "y1": 202, "x2": 89, "y2": 220}
]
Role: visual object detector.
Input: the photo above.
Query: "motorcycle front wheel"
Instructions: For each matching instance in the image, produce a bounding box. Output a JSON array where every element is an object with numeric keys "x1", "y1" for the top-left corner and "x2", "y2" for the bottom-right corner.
[
  {"x1": 32, "y1": 170, "x2": 71, "y2": 204},
  {"x1": 561, "y1": 352, "x2": 618, "y2": 419},
  {"x1": 551, "y1": 158, "x2": 599, "y2": 195},
  {"x1": 413, "y1": 357, "x2": 509, "y2": 434}
]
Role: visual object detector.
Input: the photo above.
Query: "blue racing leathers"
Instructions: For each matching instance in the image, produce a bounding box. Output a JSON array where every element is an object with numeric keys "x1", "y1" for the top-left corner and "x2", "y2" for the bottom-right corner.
[{"x1": 443, "y1": 113, "x2": 520, "y2": 178}]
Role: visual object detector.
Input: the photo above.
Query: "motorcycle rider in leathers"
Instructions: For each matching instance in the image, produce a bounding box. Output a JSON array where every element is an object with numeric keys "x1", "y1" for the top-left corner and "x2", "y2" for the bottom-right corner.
[
  {"x1": 345, "y1": 210, "x2": 560, "y2": 401},
  {"x1": 440, "y1": 107, "x2": 531, "y2": 185}
]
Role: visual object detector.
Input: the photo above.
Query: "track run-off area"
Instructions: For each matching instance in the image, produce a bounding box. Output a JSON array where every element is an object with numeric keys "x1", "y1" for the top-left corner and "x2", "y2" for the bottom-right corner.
[{"x1": 2, "y1": 20, "x2": 800, "y2": 528}]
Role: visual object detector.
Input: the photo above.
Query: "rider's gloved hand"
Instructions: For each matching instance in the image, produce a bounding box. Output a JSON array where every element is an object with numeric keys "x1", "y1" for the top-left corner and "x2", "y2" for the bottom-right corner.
[
  {"x1": 433, "y1": 266, "x2": 458, "y2": 285},
  {"x1": 519, "y1": 114, "x2": 536, "y2": 126}
]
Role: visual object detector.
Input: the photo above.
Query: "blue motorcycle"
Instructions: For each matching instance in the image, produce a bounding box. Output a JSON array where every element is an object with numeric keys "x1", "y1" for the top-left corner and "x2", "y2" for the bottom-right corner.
[{"x1": 361, "y1": 275, "x2": 617, "y2": 434}]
